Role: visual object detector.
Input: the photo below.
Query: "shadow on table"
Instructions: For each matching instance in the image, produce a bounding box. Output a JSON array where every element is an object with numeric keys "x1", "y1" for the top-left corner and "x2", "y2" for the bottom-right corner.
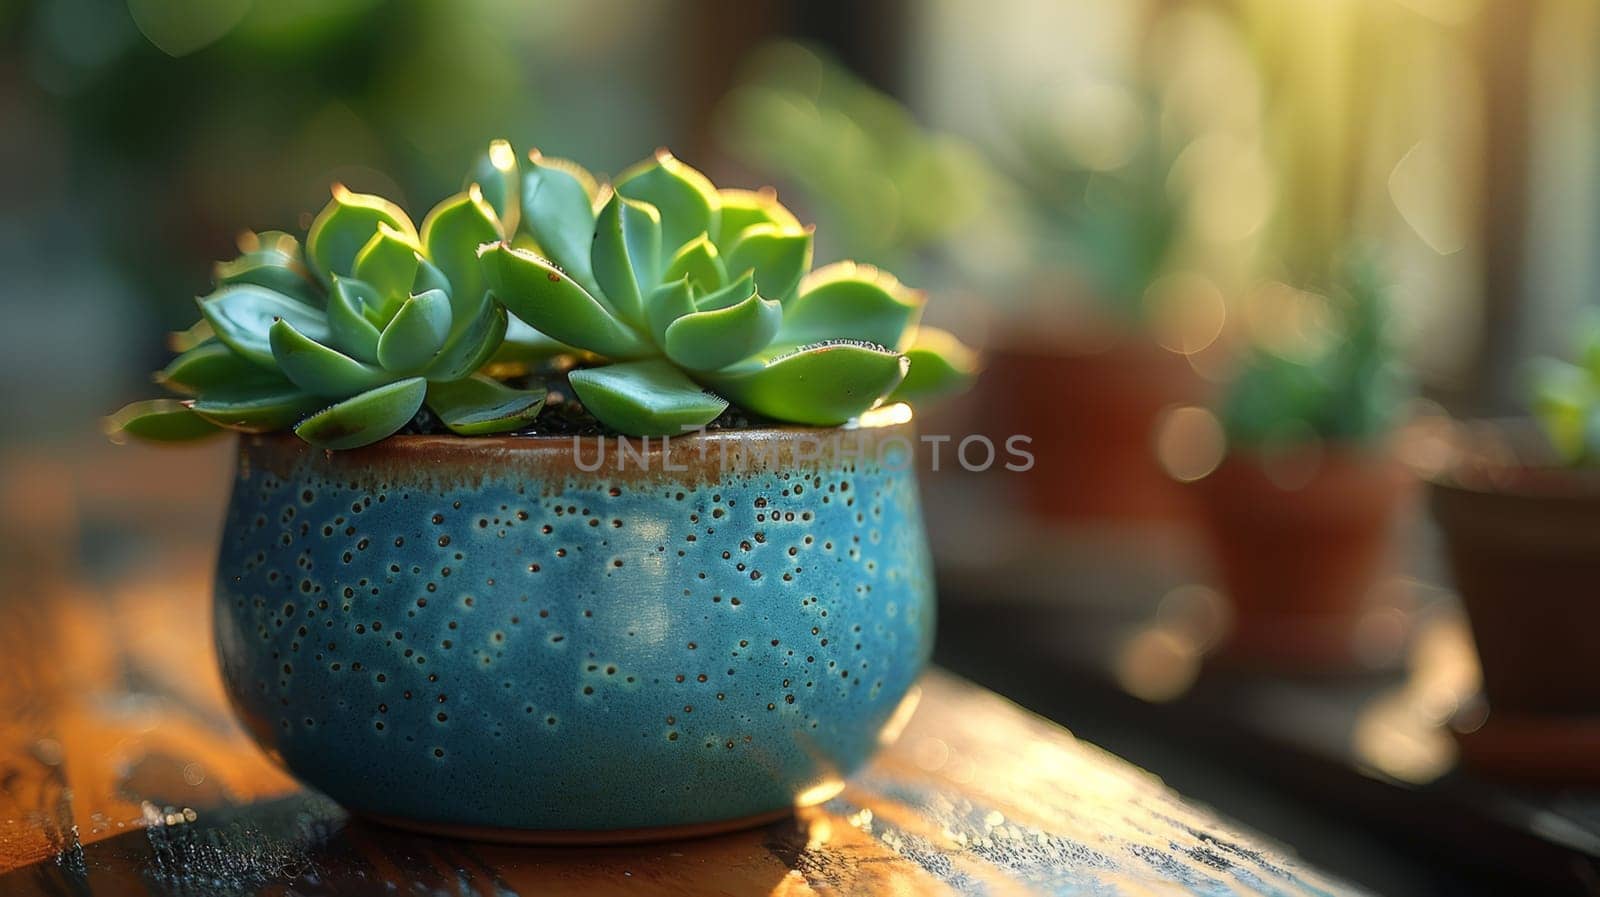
[{"x1": 1, "y1": 791, "x2": 825, "y2": 897}]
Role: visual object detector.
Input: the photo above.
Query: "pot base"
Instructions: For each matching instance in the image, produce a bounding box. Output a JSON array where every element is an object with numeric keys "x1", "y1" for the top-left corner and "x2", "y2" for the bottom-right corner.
[
  {"x1": 1452, "y1": 706, "x2": 1600, "y2": 785},
  {"x1": 362, "y1": 806, "x2": 797, "y2": 845}
]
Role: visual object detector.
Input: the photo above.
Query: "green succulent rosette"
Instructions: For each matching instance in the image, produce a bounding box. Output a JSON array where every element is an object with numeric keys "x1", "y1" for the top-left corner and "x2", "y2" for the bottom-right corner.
[
  {"x1": 482, "y1": 148, "x2": 977, "y2": 436},
  {"x1": 110, "y1": 140, "x2": 978, "y2": 448}
]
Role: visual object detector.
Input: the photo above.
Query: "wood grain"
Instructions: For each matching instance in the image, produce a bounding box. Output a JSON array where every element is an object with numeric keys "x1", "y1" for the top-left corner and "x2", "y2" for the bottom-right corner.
[{"x1": 0, "y1": 559, "x2": 1364, "y2": 895}]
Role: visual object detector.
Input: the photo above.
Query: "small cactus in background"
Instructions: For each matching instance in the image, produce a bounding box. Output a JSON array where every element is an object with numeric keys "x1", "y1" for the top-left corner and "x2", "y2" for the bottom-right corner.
[
  {"x1": 482, "y1": 148, "x2": 976, "y2": 436},
  {"x1": 1530, "y1": 317, "x2": 1600, "y2": 465},
  {"x1": 110, "y1": 141, "x2": 976, "y2": 447}
]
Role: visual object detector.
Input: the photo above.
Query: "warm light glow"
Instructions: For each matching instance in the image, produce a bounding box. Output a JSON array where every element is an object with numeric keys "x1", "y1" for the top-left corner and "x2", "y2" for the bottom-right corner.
[
  {"x1": 1114, "y1": 626, "x2": 1201, "y2": 703},
  {"x1": 877, "y1": 685, "x2": 922, "y2": 745},
  {"x1": 1155, "y1": 584, "x2": 1229, "y2": 651},
  {"x1": 1172, "y1": 135, "x2": 1274, "y2": 243},
  {"x1": 1144, "y1": 272, "x2": 1227, "y2": 356},
  {"x1": 488, "y1": 139, "x2": 516, "y2": 172},
  {"x1": 1154, "y1": 405, "x2": 1225, "y2": 482},
  {"x1": 804, "y1": 816, "x2": 832, "y2": 849},
  {"x1": 793, "y1": 779, "x2": 846, "y2": 809},
  {"x1": 910, "y1": 736, "x2": 950, "y2": 772},
  {"x1": 858, "y1": 403, "x2": 914, "y2": 429},
  {"x1": 1050, "y1": 80, "x2": 1143, "y2": 171},
  {"x1": 1389, "y1": 141, "x2": 1469, "y2": 255},
  {"x1": 1244, "y1": 281, "x2": 1334, "y2": 361}
]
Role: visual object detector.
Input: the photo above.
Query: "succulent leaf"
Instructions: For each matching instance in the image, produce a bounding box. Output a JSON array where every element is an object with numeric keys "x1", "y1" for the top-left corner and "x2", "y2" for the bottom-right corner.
[
  {"x1": 723, "y1": 223, "x2": 813, "y2": 304},
  {"x1": 663, "y1": 287, "x2": 782, "y2": 373},
  {"x1": 190, "y1": 383, "x2": 325, "y2": 432},
  {"x1": 327, "y1": 276, "x2": 385, "y2": 363},
  {"x1": 645, "y1": 278, "x2": 698, "y2": 347},
  {"x1": 167, "y1": 319, "x2": 214, "y2": 353},
  {"x1": 467, "y1": 139, "x2": 521, "y2": 236},
  {"x1": 413, "y1": 257, "x2": 452, "y2": 297},
  {"x1": 198, "y1": 284, "x2": 332, "y2": 368},
  {"x1": 714, "y1": 188, "x2": 801, "y2": 250},
  {"x1": 662, "y1": 234, "x2": 726, "y2": 294},
  {"x1": 614, "y1": 150, "x2": 721, "y2": 254},
  {"x1": 307, "y1": 185, "x2": 416, "y2": 283},
  {"x1": 480, "y1": 242, "x2": 653, "y2": 359},
  {"x1": 781, "y1": 261, "x2": 925, "y2": 349},
  {"x1": 885, "y1": 326, "x2": 980, "y2": 405},
  {"x1": 353, "y1": 223, "x2": 422, "y2": 305},
  {"x1": 423, "y1": 295, "x2": 508, "y2": 382},
  {"x1": 520, "y1": 152, "x2": 602, "y2": 295},
  {"x1": 377, "y1": 289, "x2": 453, "y2": 373},
  {"x1": 695, "y1": 271, "x2": 756, "y2": 312},
  {"x1": 214, "y1": 245, "x2": 318, "y2": 306},
  {"x1": 106, "y1": 399, "x2": 222, "y2": 442},
  {"x1": 569, "y1": 359, "x2": 729, "y2": 437},
  {"x1": 420, "y1": 186, "x2": 503, "y2": 323},
  {"x1": 591, "y1": 194, "x2": 664, "y2": 328},
  {"x1": 425, "y1": 375, "x2": 547, "y2": 435},
  {"x1": 701, "y1": 342, "x2": 907, "y2": 426},
  {"x1": 269, "y1": 319, "x2": 391, "y2": 397},
  {"x1": 157, "y1": 340, "x2": 291, "y2": 394},
  {"x1": 294, "y1": 378, "x2": 428, "y2": 449}
]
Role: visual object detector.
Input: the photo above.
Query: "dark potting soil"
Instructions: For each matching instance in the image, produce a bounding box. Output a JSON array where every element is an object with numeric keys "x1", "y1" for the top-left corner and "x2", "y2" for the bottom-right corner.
[{"x1": 398, "y1": 371, "x2": 777, "y2": 439}]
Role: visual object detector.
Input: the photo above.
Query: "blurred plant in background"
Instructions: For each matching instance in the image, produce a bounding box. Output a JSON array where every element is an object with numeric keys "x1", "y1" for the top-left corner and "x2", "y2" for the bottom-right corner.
[
  {"x1": 23, "y1": 0, "x2": 678, "y2": 313},
  {"x1": 716, "y1": 42, "x2": 1025, "y2": 290},
  {"x1": 718, "y1": 33, "x2": 1268, "y2": 357},
  {"x1": 1221, "y1": 253, "x2": 1409, "y2": 452},
  {"x1": 1530, "y1": 314, "x2": 1600, "y2": 464},
  {"x1": 996, "y1": 88, "x2": 1185, "y2": 324}
]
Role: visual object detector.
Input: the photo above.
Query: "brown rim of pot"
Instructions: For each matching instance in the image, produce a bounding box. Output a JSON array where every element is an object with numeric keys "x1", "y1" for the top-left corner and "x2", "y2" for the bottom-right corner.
[
  {"x1": 1419, "y1": 417, "x2": 1600, "y2": 501},
  {"x1": 1187, "y1": 437, "x2": 1412, "y2": 496},
  {"x1": 236, "y1": 404, "x2": 920, "y2": 485}
]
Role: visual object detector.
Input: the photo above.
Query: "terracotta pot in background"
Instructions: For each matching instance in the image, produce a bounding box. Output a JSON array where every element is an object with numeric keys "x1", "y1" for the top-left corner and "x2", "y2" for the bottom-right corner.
[
  {"x1": 1432, "y1": 474, "x2": 1600, "y2": 715},
  {"x1": 1189, "y1": 446, "x2": 1414, "y2": 670},
  {"x1": 984, "y1": 336, "x2": 1209, "y2": 522},
  {"x1": 1427, "y1": 437, "x2": 1600, "y2": 783}
]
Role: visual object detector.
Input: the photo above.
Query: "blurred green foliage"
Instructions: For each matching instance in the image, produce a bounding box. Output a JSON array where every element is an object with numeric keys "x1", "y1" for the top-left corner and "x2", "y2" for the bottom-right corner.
[
  {"x1": 1221, "y1": 253, "x2": 1408, "y2": 449},
  {"x1": 1529, "y1": 314, "x2": 1600, "y2": 465},
  {"x1": 719, "y1": 43, "x2": 1190, "y2": 324},
  {"x1": 717, "y1": 42, "x2": 1007, "y2": 281},
  {"x1": 1001, "y1": 94, "x2": 1186, "y2": 320},
  {"x1": 15, "y1": 0, "x2": 675, "y2": 330}
]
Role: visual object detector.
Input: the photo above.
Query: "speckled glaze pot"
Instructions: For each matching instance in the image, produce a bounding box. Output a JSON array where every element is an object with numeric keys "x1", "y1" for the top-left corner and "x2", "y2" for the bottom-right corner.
[{"x1": 213, "y1": 410, "x2": 934, "y2": 842}]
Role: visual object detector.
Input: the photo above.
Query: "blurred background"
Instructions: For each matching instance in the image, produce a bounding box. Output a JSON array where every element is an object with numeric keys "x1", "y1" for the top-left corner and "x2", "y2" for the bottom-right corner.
[{"x1": 4, "y1": 1, "x2": 1600, "y2": 894}]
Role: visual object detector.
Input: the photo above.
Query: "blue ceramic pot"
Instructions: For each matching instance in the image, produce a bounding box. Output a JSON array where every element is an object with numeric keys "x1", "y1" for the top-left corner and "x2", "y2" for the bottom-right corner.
[{"x1": 213, "y1": 410, "x2": 934, "y2": 841}]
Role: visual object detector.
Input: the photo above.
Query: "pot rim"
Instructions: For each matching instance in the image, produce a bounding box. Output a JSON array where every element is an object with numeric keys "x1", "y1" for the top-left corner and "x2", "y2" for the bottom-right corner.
[
  {"x1": 1212, "y1": 438, "x2": 1401, "y2": 468},
  {"x1": 1187, "y1": 438, "x2": 1407, "y2": 491},
  {"x1": 237, "y1": 403, "x2": 920, "y2": 482},
  {"x1": 1417, "y1": 417, "x2": 1600, "y2": 500},
  {"x1": 1427, "y1": 466, "x2": 1600, "y2": 501}
]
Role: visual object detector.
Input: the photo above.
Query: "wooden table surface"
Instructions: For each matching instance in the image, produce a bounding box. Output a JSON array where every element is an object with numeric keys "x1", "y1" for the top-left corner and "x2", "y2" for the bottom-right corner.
[{"x1": 0, "y1": 557, "x2": 1365, "y2": 896}]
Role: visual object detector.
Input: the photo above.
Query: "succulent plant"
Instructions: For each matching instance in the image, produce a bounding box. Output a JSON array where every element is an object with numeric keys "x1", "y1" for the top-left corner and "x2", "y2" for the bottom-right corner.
[
  {"x1": 109, "y1": 140, "x2": 544, "y2": 449},
  {"x1": 110, "y1": 140, "x2": 976, "y2": 447},
  {"x1": 1220, "y1": 255, "x2": 1407, "y2": 450},
  {"x1": 1530, "y1": 315, "x2": 1600, "y2": 465},
  {"x1": 480, "y1": 148, "x2": 976, "y2": 436}
]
